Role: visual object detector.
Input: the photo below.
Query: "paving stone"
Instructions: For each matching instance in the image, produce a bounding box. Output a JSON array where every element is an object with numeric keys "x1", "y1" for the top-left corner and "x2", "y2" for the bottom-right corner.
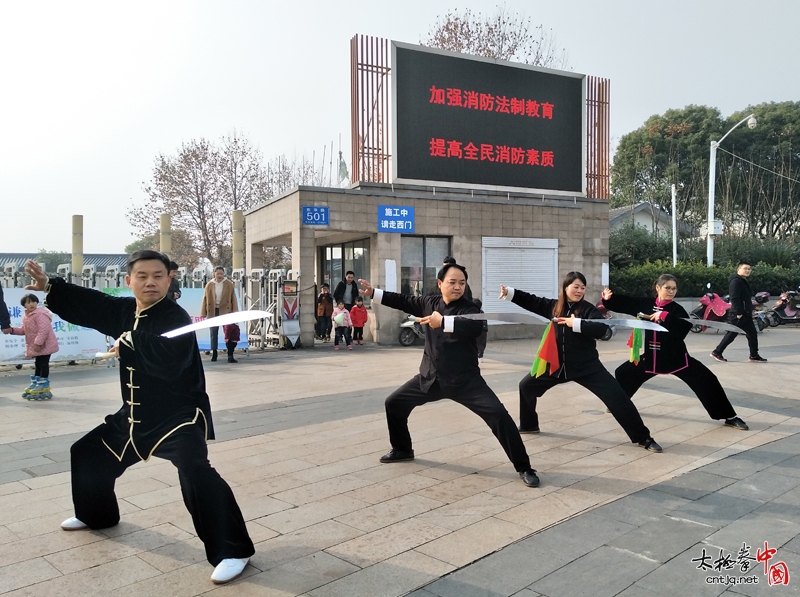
[
  {"x1": 718, "y1": 469, "x2": 800, "y2": 502},
  {"x1": 607, "y1": 516, "x2": 715, "y2": 564},
  {"x1": 632, "y1": 544, "x2": 728, "y2": 597},
  {"x1": 704, "y1": 514, "x2": 800, "y2": 554},
  {"x1": 592, "y1": 488, "x2": 691, "y2": 526},
  {"x1": 517, "y1": 511, "x2": 637, "y2": 564},
  {"x1": 670, "y1": 493, "x2": 765, "y2": 529},
  {"x1": 528, "y1": 545, "x2": 659, "y2": 597},
  {"x1": 650, "y1": 470, "x2": 737, "y2": 501},
  {"x1": 425, "y1": 542, "x2": 563, "y2": 597},
  {"x1": 699, "y1": 448, "x2": 795, "y2": 480}
]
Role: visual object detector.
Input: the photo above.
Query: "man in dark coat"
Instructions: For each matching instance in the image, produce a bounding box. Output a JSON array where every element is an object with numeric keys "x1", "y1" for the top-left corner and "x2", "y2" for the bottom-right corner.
[
  {"x1": 711, "y1": 260, "x2": 767, "y2": 363},
  {"x1": 167, "y1": 260, "x2": 182, "y2": 302},
  {"x1": 358, "y1": 260, "x2": 540, "y2": 488},
  {"x1": 24, "y1": 252, "x2": 254, "y2": 585},
  {"x1": 334, "y1": 270, "x2": 359, "y2": 312}
]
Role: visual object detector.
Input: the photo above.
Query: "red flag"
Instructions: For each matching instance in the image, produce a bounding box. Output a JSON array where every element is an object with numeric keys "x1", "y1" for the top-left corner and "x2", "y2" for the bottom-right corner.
[{"x1": 531, "y1": 322, "x2": 560, "y2": 377}]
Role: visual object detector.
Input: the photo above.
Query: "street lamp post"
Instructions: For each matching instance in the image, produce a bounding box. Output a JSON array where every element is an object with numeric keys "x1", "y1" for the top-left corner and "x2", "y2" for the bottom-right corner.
[{"x1": 707, "y1": 113, "x2": 757, "y2": 266}]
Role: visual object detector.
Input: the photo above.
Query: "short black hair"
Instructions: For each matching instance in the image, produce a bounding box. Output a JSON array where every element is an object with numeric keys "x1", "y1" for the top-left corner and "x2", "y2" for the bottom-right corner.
[
  {"x1": 437, "y1": 260, "x2": 468, "y2": 282},
  {"x1": 169, "y1": 261, "x2": 179, "y2": 271},
  {"x1": 214, "y1": 266, "x2": 225, "y2": 273},
  {"x1": 127, "y1": 250, "x2": 170, "y2": 273},
  {"x1": 20, "y1": 293, "x2": 39, "y2": 307},
  {"x1": 345, "y1": 270, "x2": 355, "y2": 277},
  {"x1": 356, "y1": 296, "x2": 363, "y2": 302},
  {"x1": 321, "y1": 283, "x2": 329, "y2": 289},
  {"x1": 737, "y1": 260, "x2": 752, "y2": 268}
]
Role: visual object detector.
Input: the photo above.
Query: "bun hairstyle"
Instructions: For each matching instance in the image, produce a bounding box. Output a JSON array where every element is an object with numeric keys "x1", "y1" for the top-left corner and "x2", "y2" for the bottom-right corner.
[
  {"x1": 437, "y1": 259, "x2": 468, "y2": 282},
  {"x1": 553, "y1": 271, "x2": 587, "y2": 318}
]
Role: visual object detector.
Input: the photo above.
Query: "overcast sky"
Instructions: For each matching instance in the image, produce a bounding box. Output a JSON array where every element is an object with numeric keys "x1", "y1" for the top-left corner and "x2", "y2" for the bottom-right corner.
[{"x1": 2, "y1": 0, "x2": 798, "y2": 254}]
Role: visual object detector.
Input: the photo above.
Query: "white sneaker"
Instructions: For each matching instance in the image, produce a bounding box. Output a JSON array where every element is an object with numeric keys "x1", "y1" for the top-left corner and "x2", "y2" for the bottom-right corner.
[
  {"x1": 210, "y1": 557, "x2": 249, "y2": 584},
  {"x1": 60, "y1": 516, "x2": 88, "y2": 531}
]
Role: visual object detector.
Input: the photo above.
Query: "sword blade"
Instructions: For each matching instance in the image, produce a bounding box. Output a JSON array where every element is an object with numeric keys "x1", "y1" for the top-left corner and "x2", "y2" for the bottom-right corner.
[
  {"x1": 681, "y1": 318, "x2": 745, "y2": 334},
  {"x1": 460, "y1": 312, "x2": 551, "y2": 325},
  {"x1": 603, "y1": 319, "x2": 667, "y2": 332},
  {"x1": 161, "y1": 310, "x2": 272, "y2": 338}
]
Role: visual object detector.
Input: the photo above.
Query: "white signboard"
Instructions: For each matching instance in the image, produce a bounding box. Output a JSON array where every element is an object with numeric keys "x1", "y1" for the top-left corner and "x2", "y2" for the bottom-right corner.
[
  {"x1": 1, "y1": 287, "x2": 248, "y2": 365},
  {"x1": 1, "y1": 288, "x2": 106, "y2": 364}
]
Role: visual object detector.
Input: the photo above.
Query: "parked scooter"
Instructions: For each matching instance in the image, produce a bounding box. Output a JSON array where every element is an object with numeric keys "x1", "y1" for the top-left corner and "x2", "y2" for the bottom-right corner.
[
  {"x1": 399, "y1": 314, "x2": 426, "y2": 346},
  {"x1": 765, "y1": 289, "x2": 800, "y2": 326},
  {"x1": 689, "y1": 283, "x2": 730, "y2": 333}
]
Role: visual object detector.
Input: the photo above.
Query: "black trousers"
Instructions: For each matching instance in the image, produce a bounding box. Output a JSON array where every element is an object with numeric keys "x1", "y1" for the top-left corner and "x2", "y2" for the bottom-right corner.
[
  {"x1": 714, "y1": 315, "x2": 759, "y2": 358},
  {"x1": 317, "y1": 315, "x2": 332, "y2": 338},
  {"x1": 518, "y1": 369, "x2": 652, "y2": 443},
  {"x1": 385, "y1": 376, "x2": 531, "y2": 472},
  {"x1": 208, "y1": 307, "x2": 221, "y2": 352},
  {"x1": 70, "y1": 423, "x2": 254, "y2": 566},
  {"x1": 334, "y1": 326, "x2": 352, "y2": 346},
  {"x1": 615, "y1": 357, "x2": 737, "y2": 421},
  {"x1": 353, "y1": 327, "x2": 364, "y2": 341},
  {"x1": 35, "y1": 354, "x2": 50, "y2": 378}
]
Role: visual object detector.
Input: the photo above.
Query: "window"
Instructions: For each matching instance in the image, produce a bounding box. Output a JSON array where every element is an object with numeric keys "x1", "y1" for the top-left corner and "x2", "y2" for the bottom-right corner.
[
  {"x1": 401, "y1": 236, "x2": 451, "y2": 296},
  {"x1": 319, "y1": 239, "x2": 370, "y2": 304}
]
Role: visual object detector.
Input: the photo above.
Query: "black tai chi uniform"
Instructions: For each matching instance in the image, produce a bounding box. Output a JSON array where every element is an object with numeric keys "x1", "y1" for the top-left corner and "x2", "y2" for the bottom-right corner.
[
  {"x1": 373, "y1": 288, "x2": 532, "y2": 473},
  {"x1": 602, "y1": 294, "x2": 737, "y2": 420},
  {"x1": 506, "y1": 287, "x2": 653, "y2": 444},
  {"x1": 44, "y1": 278, "x2": 254, "y2": 566}
]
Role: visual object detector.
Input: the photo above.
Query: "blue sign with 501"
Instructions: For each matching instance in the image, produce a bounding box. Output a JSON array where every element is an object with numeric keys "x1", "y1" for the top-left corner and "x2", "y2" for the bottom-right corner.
[{"x1": 302, "y1": 206, "x2": 329, "y2": 226}]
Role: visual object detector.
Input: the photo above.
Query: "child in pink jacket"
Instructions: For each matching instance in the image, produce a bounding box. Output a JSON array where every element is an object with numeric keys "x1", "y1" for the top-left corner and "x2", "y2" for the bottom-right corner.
[
  {"x1": 9, "y1": 294, "x2": 59, "y2": 400},
  {"x1": 331, "y1": 300, "x2": 353, "y2": 350}
]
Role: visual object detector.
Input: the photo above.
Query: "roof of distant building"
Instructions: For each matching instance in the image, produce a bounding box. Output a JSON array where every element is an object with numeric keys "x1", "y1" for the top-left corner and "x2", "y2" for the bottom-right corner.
[
  {"x1": 0, "y1": 253, "x2": 129, "y2": 273},
  {"x1": 609, "y1": 202, "x2": 698, "y2": 237}
]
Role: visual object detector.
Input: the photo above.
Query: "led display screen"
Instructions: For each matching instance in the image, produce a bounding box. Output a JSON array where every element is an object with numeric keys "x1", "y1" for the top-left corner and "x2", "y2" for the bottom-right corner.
[{"x1": 393, "y1": 43, "x2": 584, "y2": 193}]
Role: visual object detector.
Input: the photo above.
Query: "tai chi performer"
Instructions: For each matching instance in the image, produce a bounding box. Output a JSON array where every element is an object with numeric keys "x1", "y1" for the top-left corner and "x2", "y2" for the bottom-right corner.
[
  {"x1": 359, "y1": 260, "x2": 540, "y2": 487},
  {"x1": 502, "y1": 271, "x2": 663, "y2": 453},
  {"x1": 24, "y1": 253, "x2": 254, "y2": 585},
  {"x1": 602, "y1": 274, "x2": 748, "y2": 431}
]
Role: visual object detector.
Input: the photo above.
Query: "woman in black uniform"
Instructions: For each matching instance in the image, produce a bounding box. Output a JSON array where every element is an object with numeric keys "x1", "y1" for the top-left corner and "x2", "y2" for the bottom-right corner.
[
  {"x1": 502, "y1": 271, "x2": 663, "y2": 452},
  {"x1": 602, "y1": 274, "x2": 748, "y2": 431}
]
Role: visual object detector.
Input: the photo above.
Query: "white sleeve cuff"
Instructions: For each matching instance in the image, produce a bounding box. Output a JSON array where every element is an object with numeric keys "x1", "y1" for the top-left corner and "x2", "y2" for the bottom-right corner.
[
  {"x1": 573, "y1": 318, "x2": 582, "y2": 333},
  {"x1": 443, "y1": 316, "x2": 455, "y2": 333},
  {"x1": 504, "y1": 287, "x2": 515, "y2": 301},
  {"x1": 372, "y1": 289, "x2": 383, "y2": 304}
]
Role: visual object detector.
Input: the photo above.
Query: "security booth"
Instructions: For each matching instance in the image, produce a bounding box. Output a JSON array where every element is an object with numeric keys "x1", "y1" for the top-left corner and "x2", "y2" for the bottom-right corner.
[{"x1": 245, "y1": 38, "x2": 611, "y2": 347}]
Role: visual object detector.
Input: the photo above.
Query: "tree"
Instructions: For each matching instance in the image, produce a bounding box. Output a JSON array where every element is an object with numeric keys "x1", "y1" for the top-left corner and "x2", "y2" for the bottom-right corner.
[
  {"x1": 612, "y1": 102, "x2": 800, "y2": 243},
  {"x1": 262, "y1": 246, "x2": 292, "y2": 271},
  {"x1": 610, "y1": 105, "x2": 724, "y2": 230},
  {"x1": 124, "y1": 230, "x2": 199, "y2": 268},
  {"x1": 128, "y1": 132, "x2": 332, "y2": 270},
  {"x1": 422, "y1": 5, "x2": 569, "y2": 69},
  {"x1": 34, "y1": 250, "x2": 71, "y2": 274}
]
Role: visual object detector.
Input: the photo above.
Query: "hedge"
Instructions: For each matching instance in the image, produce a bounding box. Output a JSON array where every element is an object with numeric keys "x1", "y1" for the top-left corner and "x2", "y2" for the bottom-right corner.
[{"x1": 608, "y1": 260, "x2": 800, "y2": 297}]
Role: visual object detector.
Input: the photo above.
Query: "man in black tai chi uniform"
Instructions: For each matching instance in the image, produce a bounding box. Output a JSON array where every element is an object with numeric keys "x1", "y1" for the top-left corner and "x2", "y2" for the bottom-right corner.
[
  {"x1": 359, "y1": 260, "x2": 540, "y2": 487},
  {"x1": 24, "y1": 252, "x2": 254, "y2": 585}
]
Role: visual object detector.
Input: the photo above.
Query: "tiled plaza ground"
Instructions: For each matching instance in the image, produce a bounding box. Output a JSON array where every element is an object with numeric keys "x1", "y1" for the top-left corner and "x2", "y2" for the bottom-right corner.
[{"x1": 0, "y1": 325, "x2": 798, "y2": 596}]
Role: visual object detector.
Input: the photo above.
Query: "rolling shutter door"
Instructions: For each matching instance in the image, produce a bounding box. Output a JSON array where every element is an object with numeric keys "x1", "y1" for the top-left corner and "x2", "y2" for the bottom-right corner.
[{"x1": 481, "y1": 237, "x2": 558, "y2": 315}]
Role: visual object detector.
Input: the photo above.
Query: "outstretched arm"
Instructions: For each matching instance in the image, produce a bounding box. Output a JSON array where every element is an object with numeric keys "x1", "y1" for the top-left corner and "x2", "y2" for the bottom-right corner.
[
  {"x1": 499, "y1": 285, "x2": 555, "y2": 319},
  {"x1": 359, "y1": 279, "x2": 429, "y2": 318},
  {"x1": 26, "y1": 260, "x2": 128, "y2": 338}
]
